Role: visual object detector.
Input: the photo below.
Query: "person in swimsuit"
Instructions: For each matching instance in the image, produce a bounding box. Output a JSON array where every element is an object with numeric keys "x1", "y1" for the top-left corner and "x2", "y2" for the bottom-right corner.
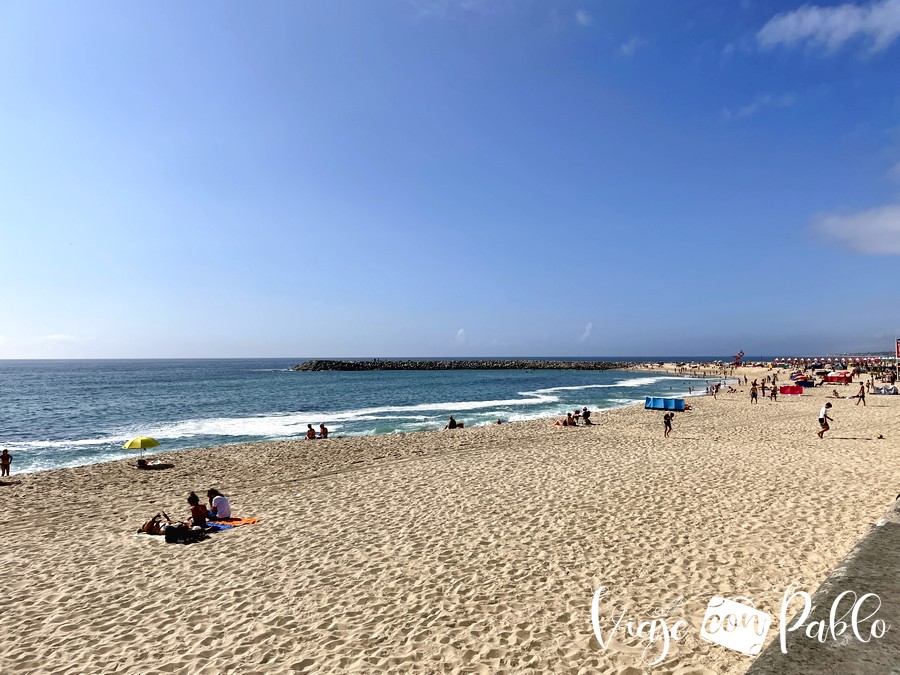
[
  {"x1": 0, "y1": 449, "x2": 11, "y2": 477},
  {"x1": 750, "y1": 385, "x2": 758, "y2": 403},
  {"x1": 187, "y1": 492, "x2": 207, "y2": 529},
  {"x1": 566, "y1": 412, "x2": 577, "y2": 426},
  {"x1": 663, "y1": 413, "x2": 673, "y2": 438},
  {"x1": 817, "y1": 402, "x2": 833, "y2": 439},
  {"x1": 856, "y1": 383, "x2": 866, "y2": 406},
  {"x1": 319, "y1": 424, "x2": 329, "y2": 439},
  {"x1": 306, "y1": 424, "x2": 317, "y2": 440}
]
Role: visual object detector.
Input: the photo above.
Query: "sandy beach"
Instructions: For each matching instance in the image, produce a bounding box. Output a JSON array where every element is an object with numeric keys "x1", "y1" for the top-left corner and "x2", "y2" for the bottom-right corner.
[{"x1": 2, "y1": 366, "x2": 899, "y2": 674}]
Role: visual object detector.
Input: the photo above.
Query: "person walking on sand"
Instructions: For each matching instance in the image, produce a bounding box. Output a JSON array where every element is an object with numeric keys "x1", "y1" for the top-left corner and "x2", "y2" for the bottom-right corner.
[
  {"x1": 856, "y1": 383, "x2": 866, "y2": 406},
  {"x1": 817, "y1": 402, "x2": 833, "y2": 439},
  {"x1": 0, "y1": 449, "x2": 10, "y2": 477},
  {"x1": 663, "y1": 412, "x2": 673, "y2": 438}
]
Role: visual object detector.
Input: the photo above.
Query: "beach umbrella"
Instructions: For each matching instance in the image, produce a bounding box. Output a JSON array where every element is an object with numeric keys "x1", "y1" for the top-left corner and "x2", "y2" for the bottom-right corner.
[{"x1": 123, "y1": 436, "x2": 159, "y2": 458}]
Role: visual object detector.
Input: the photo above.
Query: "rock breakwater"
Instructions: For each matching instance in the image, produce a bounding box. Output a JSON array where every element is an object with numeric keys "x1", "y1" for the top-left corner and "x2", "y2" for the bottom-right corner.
[{"x1": 292, "y1": 359, "x2": 636, "y2": 372}]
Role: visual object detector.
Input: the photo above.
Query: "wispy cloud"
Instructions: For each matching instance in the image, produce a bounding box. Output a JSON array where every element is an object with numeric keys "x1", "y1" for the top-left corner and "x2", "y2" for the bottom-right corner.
[
  {"x1": 406, "y1": 0, "x2": 515, "y2": 19},
  {"x1": 812, "y1": 204, "x2": 900, "y2": 254},
  {"x1": 757, "y1": 0, "x2": 900, "y2": 55},
  {"x1": 722, "y1": 92, "x2": 796, "y2": 120},
  {"x1": 620, "y1": 35, "x2": 646, "y2": 57},
  {"x1": 889, "y1": 161, "x2": 900, "y2": 182},
  {"x1": 575, "y1": 9, "x2": 592, "y2": 26},
  {"x1": 579, "y1": 322, "x2": 593, "y2": 342},
  {"x1": 38, "y1": 334, "x2": 78, "y2": 343},
  {"x1": 456, "y1": 328, "x2": 466, "y2": 344}
]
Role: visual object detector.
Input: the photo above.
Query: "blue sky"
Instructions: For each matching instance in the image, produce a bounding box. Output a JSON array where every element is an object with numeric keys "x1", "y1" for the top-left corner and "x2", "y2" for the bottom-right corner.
[{"x1": 1, "y1": 0, "x2": 899, "y2": 358}]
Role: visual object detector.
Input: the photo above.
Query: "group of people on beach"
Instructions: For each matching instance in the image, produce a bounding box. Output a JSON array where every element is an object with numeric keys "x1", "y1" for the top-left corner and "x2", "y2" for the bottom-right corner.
[
  {"x1": 186, "y1": 488, "x2": 231, "y2": 529},
  {"x1": 139, "y1": 488, "x2": 232, "y2": 538},
  {"x1": 554, "y1": 407, "x2": 592, "y2": 427},
  {"x1": 306, "y1": 423, "x2": 328, "y2": 440}
]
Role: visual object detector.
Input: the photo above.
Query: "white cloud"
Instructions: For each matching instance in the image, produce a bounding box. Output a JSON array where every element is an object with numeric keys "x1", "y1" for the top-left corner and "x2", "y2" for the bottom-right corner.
[
  {"x1": 722, "y1": 92, "x2": 796, "y2": 120},
  {"x1": 456, "y1": 328, "x2": 466, "y2": 344},
  {"x1": 575, "y1": 9, "x2": 592, "y2": 26},
  {"x1": 579, "y1": 322, "x2": 593, "y2": 342},
  {"x1": 620, "y1": 35, "x2": 646, "y2": 57},
  {"x1": 757, "y1": 0, "x2": 900, "y2": 54},
  {"x1": 39, "y1": 334, "x2": 78, "y2": 343},
  {"x1": 812, "y1": 204, "x2": 900, "y2": 254},
  {"x1": 889, "y1": 161, "x2": 900, "y2": 182}
]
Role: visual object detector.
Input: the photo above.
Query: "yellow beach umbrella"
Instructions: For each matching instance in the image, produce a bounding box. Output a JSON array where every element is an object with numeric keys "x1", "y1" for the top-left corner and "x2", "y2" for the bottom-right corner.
[{"x1": 123, "y1": 436, "x2": 160, "y2": 458}]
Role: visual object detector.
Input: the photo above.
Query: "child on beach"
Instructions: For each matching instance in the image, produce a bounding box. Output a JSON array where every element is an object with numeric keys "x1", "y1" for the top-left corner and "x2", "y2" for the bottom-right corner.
[
  {"x1": 0, "y1": 449, "x2": 10, "y2": 477},
  {"x1": 663, "y1": 413, "x2": 673, "y2": 438},
  {"x1": 818, "y1": 403, "x2": 833, "y2": 439}
]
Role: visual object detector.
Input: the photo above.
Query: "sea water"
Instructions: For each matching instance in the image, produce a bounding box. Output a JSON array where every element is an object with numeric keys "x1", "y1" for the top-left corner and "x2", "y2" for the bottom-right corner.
[{"x1": 0, "y1": 358, "x2": 724, "y2": 474}]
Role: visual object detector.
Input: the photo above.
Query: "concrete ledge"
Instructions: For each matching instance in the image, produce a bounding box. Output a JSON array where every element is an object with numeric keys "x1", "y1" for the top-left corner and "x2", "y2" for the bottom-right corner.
[{"x1": 748, "y1": 500, "x2": 900, "y2": 674}]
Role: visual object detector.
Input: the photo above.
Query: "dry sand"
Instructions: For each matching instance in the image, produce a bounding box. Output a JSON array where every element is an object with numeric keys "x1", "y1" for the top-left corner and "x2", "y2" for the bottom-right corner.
[{"x1": 1, "y1": 367, "x2": 898, "y2": 674}]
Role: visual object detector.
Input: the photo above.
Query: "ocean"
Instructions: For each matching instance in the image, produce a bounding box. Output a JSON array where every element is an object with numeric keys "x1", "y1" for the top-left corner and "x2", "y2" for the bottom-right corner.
[{"x1": 0, "y1": 358, "x2": 727, "y2": 474}]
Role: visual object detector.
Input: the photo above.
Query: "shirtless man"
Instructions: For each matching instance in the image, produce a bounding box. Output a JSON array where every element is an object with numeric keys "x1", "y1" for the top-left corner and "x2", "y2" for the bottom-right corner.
[{"x1": 0, "y1": 449, "x2": 10, "y2": 477}]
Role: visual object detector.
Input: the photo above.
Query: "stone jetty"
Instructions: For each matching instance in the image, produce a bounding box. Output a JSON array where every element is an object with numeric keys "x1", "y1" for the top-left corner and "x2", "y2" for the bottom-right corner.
[{"x1": 292, "y1": 359, "x2": 636, "y2": 372}]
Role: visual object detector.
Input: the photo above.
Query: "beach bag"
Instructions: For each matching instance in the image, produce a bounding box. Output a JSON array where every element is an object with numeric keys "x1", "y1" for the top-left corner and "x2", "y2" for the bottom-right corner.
[{"x1": 164, "y1": 523, "x2": 207, "y2": 545}]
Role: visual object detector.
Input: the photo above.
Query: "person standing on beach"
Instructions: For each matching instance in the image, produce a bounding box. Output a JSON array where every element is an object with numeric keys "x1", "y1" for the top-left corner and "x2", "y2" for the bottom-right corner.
[
  {"x1": 750, "y1": 384, "x2": 758, "y2": 404},
  {"x1": 818, "y1": 402, "x2": 833, "y2": 439},
  {"x1": 663, "y1": 413, "x2": 673, "y2": 438},
  {"x1": 0, "y1": 449, "x2": 10, "y2": 477},
  {"x1": 770, "y1": 386, "x2": 777, "y2": 401},
  {"x1": 856, "y1": 383, "x2": 866, "y2": 406}
]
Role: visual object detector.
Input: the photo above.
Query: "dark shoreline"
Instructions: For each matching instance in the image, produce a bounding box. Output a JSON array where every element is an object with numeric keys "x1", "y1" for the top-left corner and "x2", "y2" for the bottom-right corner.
[{"x1": 292, "y1": 359, "x2": 641, "y2": 372}]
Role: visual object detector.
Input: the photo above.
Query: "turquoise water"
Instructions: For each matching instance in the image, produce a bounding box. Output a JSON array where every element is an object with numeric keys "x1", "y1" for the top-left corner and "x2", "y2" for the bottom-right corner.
[{"x1": 0, "y1": 359, "x2": 721, "y2": 474}]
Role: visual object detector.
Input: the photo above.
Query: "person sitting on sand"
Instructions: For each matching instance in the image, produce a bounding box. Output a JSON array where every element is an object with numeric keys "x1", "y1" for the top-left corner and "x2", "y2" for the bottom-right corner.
[
  {"x1": 207, "y1": 488, "x2": 231, "y2": 520},
  {"x1": 318, "y1": 423, "x2": 328, "y2": 439},
  {"x1": 187, "y1": 492, "x2": 207, "y2": 529},
  {"x1": 566, "y1": 412, "x2": 577, "y2": 426},
  {"x1": 445, "y1": 416, "x2": 462, "y2": 430},
  {"x1": 0, "y1": 449, "x2": 11, "y2": 477},
  {"x1": 831, "y1": 389, "x2": 843, "y2": 399},
  {"x1": 306, "y1": 424, "x2": 317, "y2": 440},
  {"x1": 581, "y1": 406, "x2": 592, "y2": 425}
]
